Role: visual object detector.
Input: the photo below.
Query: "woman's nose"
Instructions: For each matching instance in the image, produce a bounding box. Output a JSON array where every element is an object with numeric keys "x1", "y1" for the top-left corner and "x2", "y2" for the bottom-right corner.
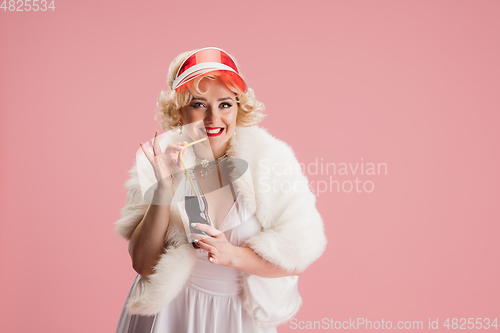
[{"x1": 205, "y1": 105, "x2": 221, "y2": 123}]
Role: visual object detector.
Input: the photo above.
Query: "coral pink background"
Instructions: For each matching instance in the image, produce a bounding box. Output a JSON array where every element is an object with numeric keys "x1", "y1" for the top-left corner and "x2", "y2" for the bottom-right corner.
[{"x1": 1, "y1": 1, "x2": 499, "y2": 332}]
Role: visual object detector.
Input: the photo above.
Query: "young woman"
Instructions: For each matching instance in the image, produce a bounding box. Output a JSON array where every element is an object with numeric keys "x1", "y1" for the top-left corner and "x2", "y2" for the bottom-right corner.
[{"x1": 115, "y1": 47, "x2": 327, "y2": 333}]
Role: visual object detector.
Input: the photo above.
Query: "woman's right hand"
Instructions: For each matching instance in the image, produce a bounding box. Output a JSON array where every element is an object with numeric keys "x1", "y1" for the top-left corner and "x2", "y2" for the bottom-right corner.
[{"x1": 140, "y1": 130, "x2": 187, "y2": 188}]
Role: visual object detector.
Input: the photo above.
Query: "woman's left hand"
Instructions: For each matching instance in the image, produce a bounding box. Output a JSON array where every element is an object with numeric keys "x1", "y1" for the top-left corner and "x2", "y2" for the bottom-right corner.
[{"x1": 190, "y1": 223, "x2": 237, "y2": 267}]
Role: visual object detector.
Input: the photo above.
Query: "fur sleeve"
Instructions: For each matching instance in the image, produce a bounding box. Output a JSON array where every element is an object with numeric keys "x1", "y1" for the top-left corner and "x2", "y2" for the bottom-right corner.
[
  {"x1": 114, "y1": 163, "x2": 149, "y2": 240},
  {"x1": 113, "y1": 131, "x2": 183, "y2": 241},
  {"x1": 244, "y1": 140, "x2": 327, "y2": 274}
]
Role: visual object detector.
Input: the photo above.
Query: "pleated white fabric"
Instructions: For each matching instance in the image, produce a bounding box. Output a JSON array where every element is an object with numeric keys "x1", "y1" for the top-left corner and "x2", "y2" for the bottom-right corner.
[{"x1": 115, "y1": 192, "x2": 278, "y2": 333}]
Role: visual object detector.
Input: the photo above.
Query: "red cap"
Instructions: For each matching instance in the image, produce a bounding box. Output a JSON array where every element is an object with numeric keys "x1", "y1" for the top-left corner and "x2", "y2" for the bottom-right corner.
[{"x1": 172, "y1": 47, "x2": 247, "y2": 93}]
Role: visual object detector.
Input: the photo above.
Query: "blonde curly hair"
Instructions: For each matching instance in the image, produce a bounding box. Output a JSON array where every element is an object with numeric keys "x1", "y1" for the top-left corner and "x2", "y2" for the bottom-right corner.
[{"x1": 155, "y1": 49, "x2": 266, "y2": 132}]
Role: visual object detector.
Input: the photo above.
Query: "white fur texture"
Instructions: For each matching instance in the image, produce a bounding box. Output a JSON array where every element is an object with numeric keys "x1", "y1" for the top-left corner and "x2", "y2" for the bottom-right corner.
[{"x1": 114, "y1": 125, "x2": 327, "y2": 324}]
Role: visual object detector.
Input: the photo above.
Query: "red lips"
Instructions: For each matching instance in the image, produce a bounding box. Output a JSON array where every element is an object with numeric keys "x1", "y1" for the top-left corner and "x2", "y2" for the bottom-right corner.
[{"x1": 200, "y1": 127, "x2": 225, "y2": 137}]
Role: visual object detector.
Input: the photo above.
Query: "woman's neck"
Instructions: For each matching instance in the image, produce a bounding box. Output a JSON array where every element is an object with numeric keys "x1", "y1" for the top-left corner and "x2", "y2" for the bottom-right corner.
[{"x1": 194, "y1": 141, "x2": 229, "y2": 160}]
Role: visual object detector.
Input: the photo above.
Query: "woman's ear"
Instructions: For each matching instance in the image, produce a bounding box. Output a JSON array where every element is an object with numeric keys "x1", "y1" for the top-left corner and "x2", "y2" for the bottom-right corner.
[{"x1": 178, "y1": 110, "x2": 183, "y2": 124}]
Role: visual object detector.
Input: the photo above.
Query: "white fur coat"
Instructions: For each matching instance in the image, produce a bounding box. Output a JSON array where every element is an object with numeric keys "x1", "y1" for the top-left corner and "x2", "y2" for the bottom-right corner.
[{"x1": 114, "y1": 125, "x2": 327, "y2": 326}]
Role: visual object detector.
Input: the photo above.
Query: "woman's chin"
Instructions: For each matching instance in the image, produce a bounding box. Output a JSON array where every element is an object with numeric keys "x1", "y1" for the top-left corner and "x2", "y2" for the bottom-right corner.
[{"x1": 207, "y1": 137, "x2": 228, "y2": 151}]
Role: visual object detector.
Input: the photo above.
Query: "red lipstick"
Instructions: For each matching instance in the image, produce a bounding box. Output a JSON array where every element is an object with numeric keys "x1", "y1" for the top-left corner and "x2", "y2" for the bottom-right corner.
[{"x1": 200, "y1": 127, "x2": 225, "y2": 137}]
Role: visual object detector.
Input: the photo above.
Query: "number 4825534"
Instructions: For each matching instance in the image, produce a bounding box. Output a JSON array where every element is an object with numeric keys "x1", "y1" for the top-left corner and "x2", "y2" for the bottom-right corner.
[{"x1": 1, "y1": 0, "x2": 55, "y2": 11}]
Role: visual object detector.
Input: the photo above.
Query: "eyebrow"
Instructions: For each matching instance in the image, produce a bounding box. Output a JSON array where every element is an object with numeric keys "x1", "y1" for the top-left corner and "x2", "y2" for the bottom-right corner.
[{"x1": 191, "y1": 96, "x2": 234, "y2": 102}]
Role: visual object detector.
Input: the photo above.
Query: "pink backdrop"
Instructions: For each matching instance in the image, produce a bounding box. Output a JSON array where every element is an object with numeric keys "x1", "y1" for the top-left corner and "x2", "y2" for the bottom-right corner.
[{"x1": 1, "y1": 0, "x2": 499, "y2": 332}]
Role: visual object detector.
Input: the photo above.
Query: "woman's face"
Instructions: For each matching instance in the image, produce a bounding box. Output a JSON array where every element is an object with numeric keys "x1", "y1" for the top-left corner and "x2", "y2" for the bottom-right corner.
[{"x1": 180, "y1": 78, "x2": 238, "y2": 156}]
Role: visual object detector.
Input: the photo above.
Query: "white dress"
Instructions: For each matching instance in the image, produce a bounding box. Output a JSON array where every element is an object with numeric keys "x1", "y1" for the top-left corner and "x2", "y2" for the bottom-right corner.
[{"x1": 115, "y1": 190, "x2": 278, "y2": 333}]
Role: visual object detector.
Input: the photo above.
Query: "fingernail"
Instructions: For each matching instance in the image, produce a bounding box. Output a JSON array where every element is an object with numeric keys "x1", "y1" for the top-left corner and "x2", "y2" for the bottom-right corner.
[
  {"x1": 191, "y1": 223, "x2": 196, "y2": 227},
  {"x1": 194, "y1": 239, "x2": 198, "y2": 243},
  {"x1": 209, "y1": 257, "x2": 214, "y2": 262}
]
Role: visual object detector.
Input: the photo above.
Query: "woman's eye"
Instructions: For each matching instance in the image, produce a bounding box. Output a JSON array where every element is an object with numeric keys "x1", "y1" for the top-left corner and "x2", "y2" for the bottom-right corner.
[{"x1": 190, "y1": 102, "x2": 233, "y2": 109}]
